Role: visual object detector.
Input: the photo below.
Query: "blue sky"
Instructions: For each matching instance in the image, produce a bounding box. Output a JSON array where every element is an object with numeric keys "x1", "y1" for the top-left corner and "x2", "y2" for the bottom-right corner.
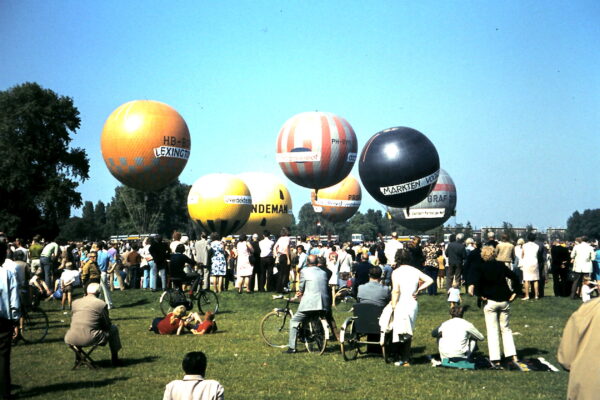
[{"x1": 1, "y1": 1, "x2": 598, "y2": 229}]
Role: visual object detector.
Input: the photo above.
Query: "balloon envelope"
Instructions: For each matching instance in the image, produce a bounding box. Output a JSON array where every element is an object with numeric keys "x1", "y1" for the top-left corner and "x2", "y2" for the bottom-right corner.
[
  {"x1": 236, "y1": 172, "x2": 293, "y2": 235},
  {"x1": 359, "y1": 127, "x2": 439, "y2": 208},
  {"x1": 101, "y1": 100, "x2": 191, "y2": 192},
  {"x1": 187, "y1": 174, "x2": 252, "y2": 236},
  {"x1": 387, "y1": 169, "x2": 457, "y2": 231},
  {"x1": 310, "y1": 175, "x2": 361, "y2": 223},
  {"x1": 276, "y1": 111, "x2": 357, "y2": 190}
]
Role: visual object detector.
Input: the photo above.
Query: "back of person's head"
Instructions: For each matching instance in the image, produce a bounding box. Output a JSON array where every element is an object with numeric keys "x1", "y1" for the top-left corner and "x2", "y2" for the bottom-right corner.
[
  {"x1": 239, "y1": 234, "x2": 247, "y2": 242},
  {"x1": 450, "y1": 306, "x2": 464, "y2": 319},
  {"x1": 527, "y1": 233, "x2": 536, "y2": 242},
  {"x1": 449, "y1": 234, "x2": 456, "y2": 242},
  {"x1": 501, "y1": 234, "x2": 509, "y2": 242},
  {"x1": 317, "y1": 256, "x2": 326, "y2": 266},
  {"x1": 131, "y1": 242, "x2": 139, "y2": 251},
  {"x1": 487, "y1": 231, "x2": 495, "y2": 239},
  {"x1": 13, "y1": 250, "x2": 26, "y2": 262},
  {"x1": 182, "y1": 351, "x2": 207, "y2": 376},
  {"x1": 481, "y1": 246, "x2": 496, "y2": 262},
  {"x1": 175, "y1": 244, "x2": 185, "y2": 254},
  {"x1": 391, "y1": 232, "x2": 398, "y2": 238},
  {"x1": 452, "y1": 281, "x2": 459, "y2": 289},
  {"x1": 368, "y1": 266, "x2": 382, "y2": 280},
  {"x1": 517, "y1": 238, "x2": 525, "y2": 246},
  {"x1": 210, "y1": 232, "x2": 221, "y2": 242},
  {"x1": 87, "y1": 282, "x2": 100, "y2": 295},
  {"x1": 280, "y1": 227, "x2": 289, "y2": 237},
  {"x1": 581, "y1": 236, "x2": 589, "y2": 243},
  {"x1": 361, "y1": 252, "x2": 369, "y2": 262},
  {"x1": 307, "y1": 254, "x2": 318, "y2": 266},
  {"x1": 263, "y1": 230, "x2": 271, "y2": 238},
  {"x1": 172, "y1": 231, "x2": 182, "y2": 241},
  {"x1": 395, "y1": 248, "x2": 412, "y2": 266},
  {"x1": 455, "y1": 233, "x2": 463, "y2": 242}
]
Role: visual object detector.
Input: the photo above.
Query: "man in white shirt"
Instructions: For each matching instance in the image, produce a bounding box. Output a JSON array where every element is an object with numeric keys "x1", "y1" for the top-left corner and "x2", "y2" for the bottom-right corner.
[
  {"x1": 40, "y1": 239, "x2": 59, "y2": 289},
  {"x1": 432, "y1": 306, "x2": 484, "y2": 360},
  {"x1": 384, "y1": 232, "x2": 403, "y2": 269},
  {"x1": 163, "y1": 351, "x2": 224, "y2": 400},
  {"x1": 259, "y1": 231, "x2": 275, "y2": 292},
  {"x1": 570, "y1": 236, "x2": 595, "y2": 299}
]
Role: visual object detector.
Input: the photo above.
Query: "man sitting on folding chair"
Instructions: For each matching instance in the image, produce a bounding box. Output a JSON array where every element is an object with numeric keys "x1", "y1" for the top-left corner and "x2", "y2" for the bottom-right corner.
[{"x1": 64, "y1": 282, "x2": 123, "y2": 367}]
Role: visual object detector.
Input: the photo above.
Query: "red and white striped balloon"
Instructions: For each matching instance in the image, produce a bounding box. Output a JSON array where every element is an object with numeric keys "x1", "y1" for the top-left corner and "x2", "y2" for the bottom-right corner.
[{"x1": 276, "y1": 111, "x2": 358, "y2": 190}]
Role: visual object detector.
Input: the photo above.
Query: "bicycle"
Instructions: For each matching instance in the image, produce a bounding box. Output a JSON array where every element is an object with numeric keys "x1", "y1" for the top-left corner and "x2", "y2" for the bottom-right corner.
[
  {"x1": 260, "y1": 295, "x2": 330, "y2": 355},
  {"x1": 333, "y1": 286, "x2": 357, "y2": 313},
  {"x1": 13, "y1": 298, "x2": 49, "y2": 344},
  {"x1": 159, "y1": 274, "x2": 219, "y2": 316}
]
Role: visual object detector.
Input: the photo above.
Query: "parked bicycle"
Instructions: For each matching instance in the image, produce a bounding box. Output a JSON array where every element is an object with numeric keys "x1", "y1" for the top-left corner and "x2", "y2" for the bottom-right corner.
[
  {"x1": 159, "y1": 274, "x2": 219, "y2": 316},
  {"x1": 333, "y1": 286, "x2": 357, "y2": 313},
  {"x1": 260, "y1": 295, "x2": 330, "y2": 355},
  {"x1": 14, "y1": 295, "x2": 49, "y2": 344}
]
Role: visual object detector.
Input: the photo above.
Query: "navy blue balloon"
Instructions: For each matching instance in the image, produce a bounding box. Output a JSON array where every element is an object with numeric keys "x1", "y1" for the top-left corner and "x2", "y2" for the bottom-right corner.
[{"x1": 359, "y1": 127, "x2": 440, "y2": 208}]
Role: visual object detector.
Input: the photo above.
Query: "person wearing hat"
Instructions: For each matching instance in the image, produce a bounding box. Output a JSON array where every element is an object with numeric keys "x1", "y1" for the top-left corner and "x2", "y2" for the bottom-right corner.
[{"x1": 64, "y1": 282, "x2": 123, "y2": 366}]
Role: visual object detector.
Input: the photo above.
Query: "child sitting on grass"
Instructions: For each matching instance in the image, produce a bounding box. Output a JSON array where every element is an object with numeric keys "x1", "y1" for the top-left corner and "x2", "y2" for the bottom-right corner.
[
  {"x1": 581, "y1": 276, "x2": 598, "y2": 303},
  {"x1": 432, "y1": 306, "x2": 484, "y2": 361},
  {"x1": 185, "y1": 311, "x2": 217, "y2": 335},
  {"x1": 150, "y1": 305, "x2": 188, "y2": 335}
]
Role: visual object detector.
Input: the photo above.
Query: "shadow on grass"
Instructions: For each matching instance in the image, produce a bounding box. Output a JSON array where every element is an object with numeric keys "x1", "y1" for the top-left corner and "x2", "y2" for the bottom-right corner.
[
  {"x1": 16, "y1": 377, "x2": 129, "y2": 398},
  {"x1": 519, "y1": 347, "x2": 548, "y2": 357},
  {"x1": 112, "y1": 316, "x2": 148, "y2": 321},
  {"x1": 118, "y1": 299, "x2": 151, "y2": 308},
  {"x1": 94, "y1": 355, "x2": 160, "y2": 368}
]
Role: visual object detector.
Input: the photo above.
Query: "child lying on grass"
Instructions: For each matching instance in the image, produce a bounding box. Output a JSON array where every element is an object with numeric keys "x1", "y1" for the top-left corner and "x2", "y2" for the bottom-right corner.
[{"x1": 184, "y1": 311, "x2": 217, "y2": 335}]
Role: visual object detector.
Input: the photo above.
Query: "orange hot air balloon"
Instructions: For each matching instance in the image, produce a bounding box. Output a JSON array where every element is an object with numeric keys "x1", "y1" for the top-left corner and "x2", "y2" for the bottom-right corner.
[
  {"x1": 101, "y1": 100, "x2": 191, "y2": 192},
  {"x1": 310, "y1": 175, "x2": 362, "y2": 223}
]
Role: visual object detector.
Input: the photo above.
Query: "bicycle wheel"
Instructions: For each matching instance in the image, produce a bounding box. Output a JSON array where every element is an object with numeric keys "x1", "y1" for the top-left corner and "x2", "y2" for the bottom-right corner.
[
  {"x1": 334, "y1": 288, "x2": 357, "y2": 313},
  {"x1": 303, "y1": 317, "x2": 327, "y2": 355},
  {"x1": 340, "y1": 319, "x2": 359, "y2": 361},
  {"x1": 20, "y1": 307, "x2": 49, "y2": 344},
  {"x1": 159, "y1": 290, "x2": 174, "y2": 316},
  {"x1": 260, "y1": 310, "x2": 292, "y2": 348},
  {"x1": 197, "y1": 290, "x2": 219, "y2": 315}
]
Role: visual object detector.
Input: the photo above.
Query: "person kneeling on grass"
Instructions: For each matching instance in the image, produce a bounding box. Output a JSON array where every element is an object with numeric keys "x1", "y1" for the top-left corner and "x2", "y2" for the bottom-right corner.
[
  {"x1": 432, "y1": 306, "x2": 484, "y2": 361},
  {"x1": 185, "y1": 311, "x2": 217, "y2": 335},
  {"x1": 163, "y1": 351, "x2": 224, "y2": 400},
  {"x1": 150, "y1": 305, "x2": 188, "y2": 335}
]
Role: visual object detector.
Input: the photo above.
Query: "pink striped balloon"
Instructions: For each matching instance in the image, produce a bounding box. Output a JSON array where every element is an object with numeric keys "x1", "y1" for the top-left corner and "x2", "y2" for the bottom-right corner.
[{"x1": 276, "y1": 112, "x2": 358, "y2": 190}]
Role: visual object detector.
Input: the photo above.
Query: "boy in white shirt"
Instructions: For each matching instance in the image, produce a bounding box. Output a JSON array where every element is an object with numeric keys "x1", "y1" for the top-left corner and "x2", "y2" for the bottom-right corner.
[{"x1": 432, "y1": 306, "x2": 484, "y2": 361}]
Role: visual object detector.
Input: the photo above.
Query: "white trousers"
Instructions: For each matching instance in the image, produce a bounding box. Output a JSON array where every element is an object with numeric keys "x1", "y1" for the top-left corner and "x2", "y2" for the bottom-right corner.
[{"x1": 483, "y1": 300, "x2": 516, "y2": 361}]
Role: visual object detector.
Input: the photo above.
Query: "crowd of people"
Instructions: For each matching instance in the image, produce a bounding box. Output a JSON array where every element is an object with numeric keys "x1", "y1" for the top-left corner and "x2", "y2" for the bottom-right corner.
[{"x1": 1, "y1": 229, "x2": 600, "y2": 399}]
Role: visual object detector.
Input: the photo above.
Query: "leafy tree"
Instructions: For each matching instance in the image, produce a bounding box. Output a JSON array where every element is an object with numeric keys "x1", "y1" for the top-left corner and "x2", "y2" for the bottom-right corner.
[
  {"x1": 566, "y1": 209, "x2": 600, "y2": 240},
  {"x1": 502, "y1": 221, "x2": 518, "y2": 242},
  {"x1": 94, "y1": 201, "x2": 107, "y2": 238},
  {"x1": 104, "y1": 180, "x2": 191, "y2": 238},
  {"x1": 57, "y1": 217, "x2": 87, "y2": 242},
  {"x1": 0, "y1": 82, "x2": 89, "y2": 238}
]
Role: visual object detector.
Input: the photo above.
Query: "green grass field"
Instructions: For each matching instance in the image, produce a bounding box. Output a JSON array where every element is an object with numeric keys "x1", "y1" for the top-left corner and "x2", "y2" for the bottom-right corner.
[{"x1": 13, "y1": 284, "x2": 579, "y2": 400}]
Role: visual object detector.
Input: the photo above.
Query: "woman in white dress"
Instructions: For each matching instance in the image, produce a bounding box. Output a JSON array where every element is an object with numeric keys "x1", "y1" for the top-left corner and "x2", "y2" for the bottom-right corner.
[
  {"x1": 326, "y1": 252, "x2": 340, "y2": 299},
  {"x1": 520, "y1": 233, "x2": 540, "y2": 300},
  {"x1": 513, "y1": 238, "x2": 525, "y2": 283},
  {"x1": 235, "y1": 235, "x2": 254, "y2": 294},
  {"x1": 390, "y1": 248, "x2": 433, "y2": 366}
]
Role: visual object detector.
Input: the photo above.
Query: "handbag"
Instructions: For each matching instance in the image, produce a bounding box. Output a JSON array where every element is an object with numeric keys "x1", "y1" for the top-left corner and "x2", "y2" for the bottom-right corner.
[{"x1": 567, "y1": 270, "x2": 578, "y2": 282}]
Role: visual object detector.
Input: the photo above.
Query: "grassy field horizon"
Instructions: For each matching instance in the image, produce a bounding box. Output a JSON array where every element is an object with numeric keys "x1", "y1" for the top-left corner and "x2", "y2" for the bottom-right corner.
[{"x1": 13, "y1": 284, "x2": 580, "y2": 399}]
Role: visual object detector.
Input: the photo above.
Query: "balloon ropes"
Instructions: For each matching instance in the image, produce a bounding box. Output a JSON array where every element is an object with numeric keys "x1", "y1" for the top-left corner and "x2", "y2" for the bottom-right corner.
[
  {"x1": 236, "y1": 172, "x2": 293, "y2": 235},
  {"x1": 359, "y1": 126, "x2": 440, "y2": 208},
  {"x1": 187, "y1": 174, "x2": 253, "y2": 237},
  {"x1": 276, "y1": 111, "x2": 357, "y2": 190},
  {"x1": 101, "y1": 100, "x2": 191, "y2": 192},
  {"x1": 310, "y1": 175, "x2": 361, "y2": 223},
  {"x1": 387, "y1": 169, "x2": 457, "y2": 231}
]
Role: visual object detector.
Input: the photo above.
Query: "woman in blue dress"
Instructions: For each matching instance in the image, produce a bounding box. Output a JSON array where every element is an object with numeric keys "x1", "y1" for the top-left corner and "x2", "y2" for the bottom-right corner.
[{"x1": 209, "y1": 232, "x2": 227, "y2": 293}]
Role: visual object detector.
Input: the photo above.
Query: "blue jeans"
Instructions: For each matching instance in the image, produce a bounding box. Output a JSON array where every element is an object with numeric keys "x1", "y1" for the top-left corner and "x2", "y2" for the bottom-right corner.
[
  {"x1": 159, "y1": 268, "x2": 167, "y2": 290},
  {"x1": 40, "y1": 256, "x2": 53, "y2": 289},
  {"x1": 424, "y1": 266, "x2": 438, "y2": 295},
  {"x1": 142, "y1": 267, "x2": 150, "y2": 289},
  {"x1": 149, "y1": 261, "x2": 157, "y2": 290}
]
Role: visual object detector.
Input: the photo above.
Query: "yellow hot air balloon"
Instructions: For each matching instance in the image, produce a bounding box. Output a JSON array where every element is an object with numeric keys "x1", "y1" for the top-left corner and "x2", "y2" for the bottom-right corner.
[
  {"x1": 188, "y1": 174, "x2": 252, "y2": 236},
  {"x1": 310, "y1": 175, "x2": 361, "y2": 223},
  {"x1": 236, "y1": 172, "x2": 293, "y2": 235},
  {"x1": 101, "y1": 100, "x2": 191, "y2": 191}
]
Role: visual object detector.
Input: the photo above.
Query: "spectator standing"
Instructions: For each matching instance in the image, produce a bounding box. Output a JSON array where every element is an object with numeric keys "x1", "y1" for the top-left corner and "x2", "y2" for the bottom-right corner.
[
  {"x1": 0, "y1": 241, "x2": 21, "y2": 400},
  {"x1": 273, "y1": 228, "x2": 291, "y2": 294},
  {"x1": 495, "y1": 234, "x2": 514, "y2": 269},
  {"x1": 550, "y1": 240, "x2": 571, "y2": 297},
  {"x1": 94, "y1": 243, "x2": 114, "y2": 309},
  {"x1": 259, "y1": 231, "x2": 275, "y2": 292},
  {"x1": 194, "y1": 233, "x2": 210, "y2": 290},
  {"x1": 422, "y1": 239, "x2": 439, "y2": 295},
  {"x1": 570, "y1": 236, "x2": 595, "y2": 299},
  {"x1": 209, "y1": 233, "x2": 227, "y2": 293},
  {"x1": 40, "y1": 238, "x2": 59, "y2": 290},
  {"x1": 28, "y1": 235, "x2": 44, "y2": 274},
  {"x1": 469, "y1": 246, "x2": 521, "y2": 369},
  {"x1": 150, "y1": 235, "x2": 170, "y2": 291},
  {"x1": 235, "y1": 235, "x2": 254, "y2": 294},
  {"x1": 126, "y1": 243, "x2": 142, "y2": 289},
  {"x1": 445, "y1": 234, "x2": 466, "y2": 291},
  {"x1": 521, "y1": 233, "x2": 540, "y2": 300}
]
